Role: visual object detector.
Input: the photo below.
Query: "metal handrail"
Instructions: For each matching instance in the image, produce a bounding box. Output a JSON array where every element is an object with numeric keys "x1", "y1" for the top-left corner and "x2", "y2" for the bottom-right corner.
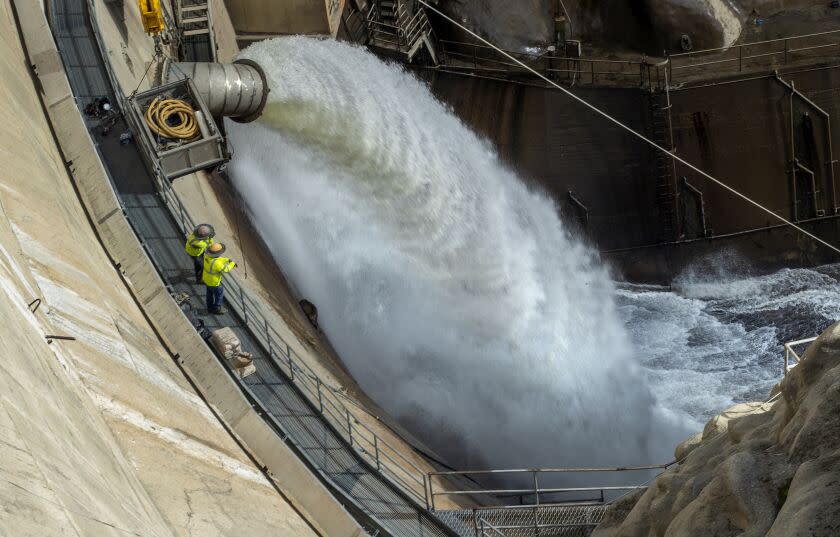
[
  {"x1": 368, "y1": 19, "x2": 401, "y2": 32},
  {"x1": 430, "y1": 464, "x2": 670, "y2": 476},
  {"x1": 427, "y1": 464, "x2": 670, "y2": 510},
  {"x1": 439, "y1": 39, "x2": 644, "y2": 65},
  {"x1": 668, "y1": 28, "x2": 840, "y2": 85},
  {"x1": 784, "y1": 336, "x2": 818, "y2": 375},
  {"x1": 436, "y1": 24, "x2": 840, "y2": 91},
  {"x1": 401, "y1": 6, "x2": 428, "y2": 39},
  {"x1": 437, "y1": 39, "x2": 661, "y2": 89},
  {"x1": 436, "y1": 503, "x2": 609, "y2": 537},
  {"x1": 365, "y1": 0, "x2": 434, "y2": 54},
  {"x1": 151, "y1": 173, "x2": 434, "y2": 507},
  {"x1": 669, "y1": 28, "x2": 840, "y2": 58}
]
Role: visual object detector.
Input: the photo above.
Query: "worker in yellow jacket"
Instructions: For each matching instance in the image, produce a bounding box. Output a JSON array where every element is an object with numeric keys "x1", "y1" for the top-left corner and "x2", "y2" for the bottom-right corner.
[
  {"x1": 185, "y1": 224, "x2": 215, "y2": 284},
  {"x1": 203, "y1": 242, "x2": 236, "y2": 315}
]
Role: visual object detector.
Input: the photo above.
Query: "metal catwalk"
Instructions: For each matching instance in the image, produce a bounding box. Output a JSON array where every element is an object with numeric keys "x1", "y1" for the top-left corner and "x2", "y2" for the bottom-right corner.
[{"x1": 48, "y1": 1, "x2": 455, "y2": 536}]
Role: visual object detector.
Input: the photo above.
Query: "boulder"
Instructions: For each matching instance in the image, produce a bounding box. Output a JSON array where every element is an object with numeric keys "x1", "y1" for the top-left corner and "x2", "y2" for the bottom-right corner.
[
  {"x1": 592, "y1": 321, "x2": 840, "y2": 537},
  {"x1": 674, "y1": 431, "x2": 702, "y2": 460}
]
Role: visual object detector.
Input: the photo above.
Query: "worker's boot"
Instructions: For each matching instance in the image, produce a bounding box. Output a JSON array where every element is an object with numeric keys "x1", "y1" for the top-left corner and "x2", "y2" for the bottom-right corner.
[{"x1": 211, "y1": 307, "x2": 227, "y2": 315}]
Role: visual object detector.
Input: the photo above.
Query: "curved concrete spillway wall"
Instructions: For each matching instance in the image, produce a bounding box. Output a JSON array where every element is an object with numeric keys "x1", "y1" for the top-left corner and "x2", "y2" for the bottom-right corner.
[
  {"x1": 168, "y1": 59, "x2": 269, "y2": 122},
  {"x1": 11, "y1": 1, "x2": 365, "y2": 535}
]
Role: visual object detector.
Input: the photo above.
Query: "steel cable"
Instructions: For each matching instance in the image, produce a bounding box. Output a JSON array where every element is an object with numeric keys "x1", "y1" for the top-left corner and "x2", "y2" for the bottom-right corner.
[{"x1": 418, "y1": 0, "x2": 840, "y2": 256}]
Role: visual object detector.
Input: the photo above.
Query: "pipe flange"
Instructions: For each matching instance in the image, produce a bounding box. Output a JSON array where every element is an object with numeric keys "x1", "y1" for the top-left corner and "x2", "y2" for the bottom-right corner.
[{"x1": 232, "y1": 58, "x2": 269, "y2": 123}]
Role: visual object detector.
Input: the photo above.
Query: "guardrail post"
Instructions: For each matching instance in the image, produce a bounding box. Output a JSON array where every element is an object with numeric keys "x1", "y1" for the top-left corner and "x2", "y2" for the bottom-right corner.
[
  {"x1": 239, "y1": 285, "x2": 247, "y2": 324},
  {"x1": 639, "y1": 58, "x2": 644, "y2": 88},
  {"x1": 374, "y1": 435, "x2": 381, "y2": 470},
  {"x1": 264, "y1": 318, "x2": 271, "y2": 353},
  {"x1": 430, "y1": 479, "x2": 437, "y2": 511},
  {"x1": 178, "y1": 201, "x2": 187, "y2": 234},
  {"x1": 738, "y1": 45, "x2": 743, "y2": 72},
  {"x1": 533, "y1": 504, "x2": 539, "y2": 536},
  {"x1": 423, "y1": 473, "x2": 430, "y2": 510},
  {"x1": 784, "y1": 39, "x2": 789, "y2": 64},
  {"x1": 782, "y1": 343, "x2": 790, "y2": 377},
  {"x1": 316, "y1": 377, "x2": 323, "y2": 412},
  {"x1": 347, "y1": 408, "x2": 353, "y2": 445},
  {"x1": 287, "y1": 343, "x2": 294, "y2": 380}
]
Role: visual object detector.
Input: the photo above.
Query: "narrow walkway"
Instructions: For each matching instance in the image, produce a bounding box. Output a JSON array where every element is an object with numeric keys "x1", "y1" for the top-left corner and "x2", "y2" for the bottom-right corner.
[{"x1": 49, "y1": 2, "x2": 456, "y2": 536}]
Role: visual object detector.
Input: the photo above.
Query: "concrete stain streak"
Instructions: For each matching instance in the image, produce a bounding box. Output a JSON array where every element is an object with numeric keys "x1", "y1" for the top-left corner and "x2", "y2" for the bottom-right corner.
[{"x1": 88, "y1": 391, "x2": 270, "y2": 488}]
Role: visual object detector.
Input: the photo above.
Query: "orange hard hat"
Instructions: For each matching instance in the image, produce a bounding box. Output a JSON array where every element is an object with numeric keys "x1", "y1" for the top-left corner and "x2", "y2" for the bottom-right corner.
[{"x1": 206, "y1": 242, "x2": 226, "y2": 256}]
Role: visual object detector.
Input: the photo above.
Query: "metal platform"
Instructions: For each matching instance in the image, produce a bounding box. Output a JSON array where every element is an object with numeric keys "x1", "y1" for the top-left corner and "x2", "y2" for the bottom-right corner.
[{"x1": 126, "y1": 78, "x2": 226, "y2": 180}]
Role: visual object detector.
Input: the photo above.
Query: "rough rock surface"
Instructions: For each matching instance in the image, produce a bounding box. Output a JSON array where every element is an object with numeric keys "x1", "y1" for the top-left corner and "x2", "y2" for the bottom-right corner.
[
  {"x1": 438, "y1": 0, "x2": 554, "y2": 51},
  {"x1": 592, "y1": 322, "x2": 840, "y2": 537},
  {"x1": 437, "y1": 0, "x2": 831, "y2": 55}
]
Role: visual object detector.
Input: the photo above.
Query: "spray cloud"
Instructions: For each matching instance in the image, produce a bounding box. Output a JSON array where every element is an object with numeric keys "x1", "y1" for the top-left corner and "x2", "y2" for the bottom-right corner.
[{"x1": 227, "y1": 36, "x2": 689, "y2": 469}]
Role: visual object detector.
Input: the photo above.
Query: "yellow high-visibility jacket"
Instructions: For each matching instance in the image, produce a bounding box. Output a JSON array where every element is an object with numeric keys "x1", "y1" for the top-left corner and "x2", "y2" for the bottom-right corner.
[
  {"x1": 203, "y1": 256, "x2": 236, "y2": 287},
  {"x1": 185, "y1": 232, "x2": 214, "y2": 257}
]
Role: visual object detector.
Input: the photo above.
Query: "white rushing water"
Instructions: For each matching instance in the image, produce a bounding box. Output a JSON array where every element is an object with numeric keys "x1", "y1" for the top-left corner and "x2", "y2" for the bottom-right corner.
[
  {"x1": 227, "y1": 36, "x2": 691, "y2": 469},
  {"x1": 227, "y1": 37, "x2": 840, "y2": 469}
]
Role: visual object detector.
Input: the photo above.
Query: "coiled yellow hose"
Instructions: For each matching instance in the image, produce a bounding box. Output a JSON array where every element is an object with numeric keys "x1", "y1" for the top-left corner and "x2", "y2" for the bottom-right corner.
[{"x1": 144, "y1": 97, "x2": 198, "y2": 140}]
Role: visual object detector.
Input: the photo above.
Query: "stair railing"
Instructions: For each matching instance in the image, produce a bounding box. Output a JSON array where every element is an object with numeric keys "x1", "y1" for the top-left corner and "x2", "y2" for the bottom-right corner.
[
  {"x1": 365, "y1": 0, "x2": 436, "y2": 58},
  {"x1": 784, "y1": 336, "x2": 818, "y2": 375}
]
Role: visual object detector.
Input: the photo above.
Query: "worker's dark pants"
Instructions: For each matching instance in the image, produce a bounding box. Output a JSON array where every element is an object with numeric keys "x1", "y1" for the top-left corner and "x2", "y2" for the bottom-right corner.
[
  {"x1": 192, "y1": 255, "x2": 203, "y2": 284},
  {"x1": 206, "y1": 284, "x2": 224, "y2": 312}
]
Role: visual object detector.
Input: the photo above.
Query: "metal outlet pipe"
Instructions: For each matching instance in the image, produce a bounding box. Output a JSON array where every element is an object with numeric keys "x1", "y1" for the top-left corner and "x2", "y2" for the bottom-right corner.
[{"x1": 168, "y1": 59, "x2": 269, "y2": 122}]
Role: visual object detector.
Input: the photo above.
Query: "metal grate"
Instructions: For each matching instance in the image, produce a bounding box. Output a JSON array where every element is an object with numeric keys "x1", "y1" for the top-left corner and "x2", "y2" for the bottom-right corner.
[{"x1": 434, "y1": 505, "x2": 607, "y2": 537}]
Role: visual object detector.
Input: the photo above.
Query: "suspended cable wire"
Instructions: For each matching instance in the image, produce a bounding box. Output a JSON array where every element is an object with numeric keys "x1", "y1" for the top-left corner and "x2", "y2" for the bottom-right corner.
[{"x1": 418, "y1": 0, "x2": 840, "y2": 257}]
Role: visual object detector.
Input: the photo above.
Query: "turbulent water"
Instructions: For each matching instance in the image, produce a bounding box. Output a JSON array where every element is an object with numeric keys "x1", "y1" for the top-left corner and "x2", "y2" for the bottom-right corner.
[
  {"x1": 620, "y1": 258, "x2": 840, "y2": 426},
  {"x1": 227, "y1": 36, "x2": 836, "y2": 469}
]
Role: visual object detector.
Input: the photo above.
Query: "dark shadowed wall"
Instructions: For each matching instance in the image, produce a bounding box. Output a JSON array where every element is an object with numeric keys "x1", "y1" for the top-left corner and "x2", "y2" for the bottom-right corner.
[
  {"x1": 417, "y1": 66, "x2": 840, "y2": 282},
  {"x1": 417, "y1": 71, "x2": 660, "y2": 251}
]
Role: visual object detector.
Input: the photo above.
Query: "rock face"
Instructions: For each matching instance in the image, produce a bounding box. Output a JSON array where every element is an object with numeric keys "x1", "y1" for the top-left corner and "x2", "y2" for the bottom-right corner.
[
  {"x1": 574, "y1": 0, "x2": 742, "y2": 55},
  {"x1": 436, "y1": 0, "x2": 827, "y2": 55},
  {"x1": 593, "y1": 322, "x2": 840, "y2": 537},
  {"x1": 438, "y1": 0, "x2": 554, "y2": 51}
]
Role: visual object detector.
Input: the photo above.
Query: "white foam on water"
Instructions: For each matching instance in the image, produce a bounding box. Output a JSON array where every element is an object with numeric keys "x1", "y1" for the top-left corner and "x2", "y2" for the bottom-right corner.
[
  {"x1": 620, "y1": 261, "x2": 840, "y2": 426},
  {"x1": 227, "y1": 36, "x2": 691, "y2": 468}
]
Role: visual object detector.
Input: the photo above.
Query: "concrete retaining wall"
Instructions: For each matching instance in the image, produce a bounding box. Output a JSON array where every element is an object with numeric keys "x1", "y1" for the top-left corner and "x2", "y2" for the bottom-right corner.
[
  {"x1": 420, "y1": 65, "x2": 840, "y2": 281},
  {"x1": 419, "y1": 70, "x2": 658, "y2": 251}
]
